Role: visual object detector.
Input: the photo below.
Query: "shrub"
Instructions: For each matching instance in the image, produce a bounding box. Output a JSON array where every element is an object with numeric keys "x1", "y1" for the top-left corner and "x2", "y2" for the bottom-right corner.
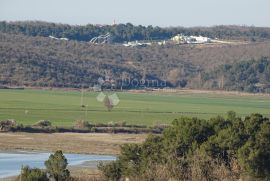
[
  {"x1": 98, "y1": 161, "x2": 122, "y2": 181},
  {"x1": 35, "y1": 120, "x2": 52, "y2": 127},
  {"x1": 16, "y1": 166, "x2": 48, "y2": 181},
  {"x1": 90, "y1": 127, "x2": 97, "y2": 132},
  {"x1": 0, "y1": 119, "x2": 16, "y2": 131},
  {"x1": 74, "y1": 120, "x2": 91, "y2": 129}
]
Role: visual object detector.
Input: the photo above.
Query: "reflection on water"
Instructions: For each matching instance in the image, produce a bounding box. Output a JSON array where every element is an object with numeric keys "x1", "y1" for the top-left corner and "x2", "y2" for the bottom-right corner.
[{"x1": 0, "y1": 151, "x2": 116, "y2": 178}]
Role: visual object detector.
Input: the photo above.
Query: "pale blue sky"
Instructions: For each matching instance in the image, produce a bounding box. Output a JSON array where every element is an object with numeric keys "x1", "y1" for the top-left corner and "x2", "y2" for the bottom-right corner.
[{"x1": 1, "y1": 0, "x2": 270, "y2": 27}]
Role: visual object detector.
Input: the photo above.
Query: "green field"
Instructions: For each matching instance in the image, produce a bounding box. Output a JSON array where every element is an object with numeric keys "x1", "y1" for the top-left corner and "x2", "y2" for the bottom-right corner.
[{"x1": 0, "y1": 89, "x2": 270, "y2": 126}]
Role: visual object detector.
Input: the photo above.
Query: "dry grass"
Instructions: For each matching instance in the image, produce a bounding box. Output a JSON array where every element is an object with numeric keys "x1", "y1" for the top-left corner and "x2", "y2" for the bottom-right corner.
[
  {"x1": 130, "y1": 88, "x2": 270, "y2": 97},
  {"x1": 69, "y1": 167, "x2": 101, "y2": 181},
  {"x1": 0, "y1": 132, "x2": 147, "y2": 155}
]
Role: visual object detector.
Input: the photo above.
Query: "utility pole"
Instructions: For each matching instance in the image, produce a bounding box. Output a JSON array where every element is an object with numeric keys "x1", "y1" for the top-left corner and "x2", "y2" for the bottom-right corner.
[
  {"x1": 85, "y1": 104, "x2": 88, "y2": 120},
  {"x1": 198, "y1": 71, "x2": 202, "y2": 87},
  {"x1": 80, "y1": 88, "x2": 84, "y2": 107}
]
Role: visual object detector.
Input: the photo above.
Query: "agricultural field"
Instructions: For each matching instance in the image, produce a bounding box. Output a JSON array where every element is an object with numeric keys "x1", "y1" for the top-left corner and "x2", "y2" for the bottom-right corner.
[{"x1": 0, "y1": 89, "x2": 270, "y2": 126}]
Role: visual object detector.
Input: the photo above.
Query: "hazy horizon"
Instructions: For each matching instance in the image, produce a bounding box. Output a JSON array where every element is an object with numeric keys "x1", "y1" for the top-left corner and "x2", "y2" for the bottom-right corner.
[{"x1": 1, "y1": 0, "x2": 270, "y2": 27}]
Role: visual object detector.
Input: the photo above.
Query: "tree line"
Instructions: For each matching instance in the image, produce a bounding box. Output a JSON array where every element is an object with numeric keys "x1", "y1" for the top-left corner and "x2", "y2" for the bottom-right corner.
[
  {"x1": 1, "y1": 21, "x2": 270, "y2": 43},
  {"x1": 201, "y1": 57, "x2": 270, "y2": 93}
]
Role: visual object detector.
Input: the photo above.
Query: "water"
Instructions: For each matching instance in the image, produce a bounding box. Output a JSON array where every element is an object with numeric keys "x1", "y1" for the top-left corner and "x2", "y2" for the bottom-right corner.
[{"x1": 0, "y1": 151, "x2": 116, "y2": 178}]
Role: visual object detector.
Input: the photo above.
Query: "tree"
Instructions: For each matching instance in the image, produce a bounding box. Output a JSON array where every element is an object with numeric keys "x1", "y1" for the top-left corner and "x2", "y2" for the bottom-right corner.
[{"x1": 44, "y1": 150, "x2": 70, "y2": 181}]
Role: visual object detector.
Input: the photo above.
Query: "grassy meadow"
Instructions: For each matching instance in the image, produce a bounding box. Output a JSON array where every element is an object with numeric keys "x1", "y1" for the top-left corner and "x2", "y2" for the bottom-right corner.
[{"x1": 0, "y1": 89, "x2": 270, "y2": 126}]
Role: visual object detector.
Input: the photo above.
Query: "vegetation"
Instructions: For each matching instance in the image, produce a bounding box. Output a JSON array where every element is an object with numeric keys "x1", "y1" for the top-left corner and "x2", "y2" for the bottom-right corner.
[
  {"x1": 1, "y1": 119, "x2": 163, "y2": 134},
  {"x1": 17, "y1": 151, "x2": 71, "y2": 181},
  {"x1": 98, "y1": 112, "x2": 270, "y2": 181},
  {"x1": 74, "y1": 120, "x2": 92, "y2": 129},
  {"x1": 1, "y1": 31, "x2": 270, "y2": 92},
  {"x1": 202, "y1": 57, "x2": 270, "y2": 93},
  {"x1": 1, "y1": 21, "x2": 270, "y2": 42},
  {"x1": 45, "y1": 150, "x2": 71, "y2": 181},
  {"x1": 35, "y1": 120, "x2": 52, "y2": 127},
  {"x1": 16, "y1": 166, "x2": 48, "y2": 181},
  {"x1": 0, "y1": 119, "x2": 16, "y2": 131}
]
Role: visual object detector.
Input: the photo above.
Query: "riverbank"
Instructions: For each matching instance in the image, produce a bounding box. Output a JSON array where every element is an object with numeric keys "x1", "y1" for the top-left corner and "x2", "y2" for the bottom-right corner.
[
  {"x1": 0, "y1": 133, "x2": 147, "y2": 155},
  {"x1": 0, "y1": 151, "x2": 115, "y2": 179},
  {"x1": 0, "y1": 161, "x2": 111, "y2": 181},
  {"x1": 0, "y1": 133, "x2": 147, "y2": 180}
]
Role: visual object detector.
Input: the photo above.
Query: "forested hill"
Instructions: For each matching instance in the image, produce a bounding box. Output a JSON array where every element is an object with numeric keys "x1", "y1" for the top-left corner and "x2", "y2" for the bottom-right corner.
[
  {"x1": 1, "y1": 21, "x2": 270, "y2": 42},
  {"x1": 1, "y1": 32, "x2": 270, "y2": 92},
  {"x1": 201, "y1": 57, "x2": 270, "y2": 93}
]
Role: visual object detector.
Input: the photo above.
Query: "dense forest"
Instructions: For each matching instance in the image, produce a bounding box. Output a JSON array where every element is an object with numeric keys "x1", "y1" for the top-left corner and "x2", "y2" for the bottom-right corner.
[
  {"x1": 1, "y1": 21, "x2": 270, "y2": 42},
  {"x1": 1, "y1": 31, "x2": 270, "y2": 92},
  {"x1": 202, "y1": 57, "x2": 270, "y2": 92},
  {"x1": 98, "y1": 112, "x2": 270, "y2": 181}
]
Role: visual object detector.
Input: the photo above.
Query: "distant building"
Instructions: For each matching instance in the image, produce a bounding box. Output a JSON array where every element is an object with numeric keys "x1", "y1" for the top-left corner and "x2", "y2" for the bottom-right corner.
[
  {"x1": 49, "y1": 36, "x2": 69, "y2": 41},
  {"x1": 189, "y1": 36, "x2": 211, "y2": 44},
  {"x1": 49, "y1": 36, "x2": 58, "y2": 40},
  {"x1": 171, "y1": 34, "x2": 211, "y2": 44},
  {"x1": 158, "y1": 40, "x2": 167, "y2": 45},
  {"x1": 171, "y1": 34, "x2": 186, "y2": 44},
  {"x1": 59, "y1": 38, "x2": 69, "y2": 41},
  {"x1": 123, "y1": 41, "x2": 152, "y2": 47}
]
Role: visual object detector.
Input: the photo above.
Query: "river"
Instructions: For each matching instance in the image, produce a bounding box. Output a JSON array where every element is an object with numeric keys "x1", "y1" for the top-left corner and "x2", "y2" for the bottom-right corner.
[{"x1": 0, "y1": 151, "x2": 116, "y2": 178}]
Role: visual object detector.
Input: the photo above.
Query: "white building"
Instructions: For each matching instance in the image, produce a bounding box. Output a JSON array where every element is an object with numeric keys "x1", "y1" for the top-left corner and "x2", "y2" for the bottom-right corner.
[
  {"x1": 189, "y1": 36, "x2": 211, "y2": 44},
  {"x1": 49, "y1": 36, "x2": 69, "y2": 41},
  {"x1": 123, "y1": 41, "x2": 152, "y2": 47},
  {"x1": 171, "y1": 34, "x2": 211, "y2": 44}
]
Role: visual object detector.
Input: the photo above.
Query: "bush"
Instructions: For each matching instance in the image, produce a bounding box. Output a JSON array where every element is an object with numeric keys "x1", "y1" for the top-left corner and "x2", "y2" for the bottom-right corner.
[
  {"x1": 98, "y1": 161, "x2": 122, "y2": 181},
  {"x1": 16, "y1": 166, "x2": 48, "y2": 181},
  {"x1": 0, "y1": 119, "x2": 16, "y2": 131},
  {"x1": 74, "y1": 120, "x2": 92, "y2": 129},
  {"x1": 35, "y1": 120, "x2": 52, "y2": 127}
]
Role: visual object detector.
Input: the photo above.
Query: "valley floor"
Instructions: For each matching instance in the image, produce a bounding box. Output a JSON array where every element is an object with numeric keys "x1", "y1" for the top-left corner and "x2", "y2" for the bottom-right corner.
[{"x1": 0, "y1": 132, "x2": 147, "y2": 155}]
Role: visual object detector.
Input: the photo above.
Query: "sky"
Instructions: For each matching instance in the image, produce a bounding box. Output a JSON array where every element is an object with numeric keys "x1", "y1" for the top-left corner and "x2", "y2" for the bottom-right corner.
[{"x1": 1, "y1": 0, "x2": 270, "y2": 27}]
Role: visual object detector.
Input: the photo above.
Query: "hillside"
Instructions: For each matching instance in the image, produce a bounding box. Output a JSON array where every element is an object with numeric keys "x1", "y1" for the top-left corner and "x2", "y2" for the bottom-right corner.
[{"x1": 1, "y1": 28, "x2": 270, "y2": 92}]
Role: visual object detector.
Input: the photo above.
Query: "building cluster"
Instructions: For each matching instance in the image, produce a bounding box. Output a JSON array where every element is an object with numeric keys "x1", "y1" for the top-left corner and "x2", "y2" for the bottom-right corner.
[
  {"x1": 171, "y1": 34, "x2": 212, "y2": 44},
  {"x1": 123, "y1": 41, "x2": 152, "y2": 47},
  {"x1": 49, "y1": 36, "x2": 69, "y2": 41},
  {"x1": 48, "y1": 33, "x2": 211, "y2": 47},
  {"x1": 122, "y1": 34, "x2": 212, "y2": 47}
]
